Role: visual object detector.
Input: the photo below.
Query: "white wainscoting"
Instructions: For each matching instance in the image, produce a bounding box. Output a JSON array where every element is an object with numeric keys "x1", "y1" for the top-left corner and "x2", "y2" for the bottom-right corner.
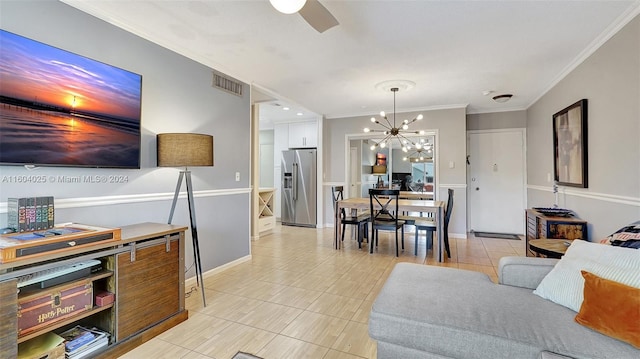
[
  {"x1": 527, "y1": 185, "x2": 640, "y2": 207},
  {"x1": 0, "y1": 188, "x2": 253, "y2": 213}
]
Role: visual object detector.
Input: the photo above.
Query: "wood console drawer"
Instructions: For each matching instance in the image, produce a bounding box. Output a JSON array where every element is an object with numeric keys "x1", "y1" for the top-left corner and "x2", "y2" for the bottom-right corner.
[{"x1": 116, "y1": 237, "x2": 180, "y2": 340}]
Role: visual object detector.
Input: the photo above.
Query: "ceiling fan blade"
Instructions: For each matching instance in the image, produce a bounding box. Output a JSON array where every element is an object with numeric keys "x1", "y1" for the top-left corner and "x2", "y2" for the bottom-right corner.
[{"x1": 298, "y1": 0, "x2": 339, "y2": 33}]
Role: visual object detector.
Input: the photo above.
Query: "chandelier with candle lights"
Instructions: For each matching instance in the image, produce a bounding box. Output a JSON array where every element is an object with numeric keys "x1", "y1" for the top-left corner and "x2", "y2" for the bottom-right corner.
[
  {"x1": 363, "y1": 87, "x2": 424, "y2": 152},
  {"x1": 403, "y1": 138, "x2": 433, "y2": 162}
]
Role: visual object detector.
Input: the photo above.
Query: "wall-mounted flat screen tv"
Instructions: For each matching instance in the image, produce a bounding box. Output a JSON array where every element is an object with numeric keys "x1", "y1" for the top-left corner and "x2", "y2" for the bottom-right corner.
[{"x1": 0, "y1": 29, "x2": 142, "y2": 168}]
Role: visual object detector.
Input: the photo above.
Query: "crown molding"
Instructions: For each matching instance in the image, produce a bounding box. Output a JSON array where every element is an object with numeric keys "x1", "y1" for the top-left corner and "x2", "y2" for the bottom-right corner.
[
  {"x1": 326, "y1": 104, "x2": 468, "y2": 120},
  {"x1": 526, "y1": 1, "x2": 640, "y2": 109}
]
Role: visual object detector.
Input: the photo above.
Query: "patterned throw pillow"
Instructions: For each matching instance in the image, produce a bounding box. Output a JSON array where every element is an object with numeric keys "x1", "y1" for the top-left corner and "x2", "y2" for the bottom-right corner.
[{"x1": 599, "y1": 220, "x2": 640, "y2": 249}]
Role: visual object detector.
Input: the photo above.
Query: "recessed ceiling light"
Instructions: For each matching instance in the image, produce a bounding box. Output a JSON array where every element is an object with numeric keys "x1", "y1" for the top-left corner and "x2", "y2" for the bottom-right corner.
[
  {"x1": 283, "y1": 107, "x2": 290, "y2": 111},
  {"x1": 296, "y1": 112, "x2": 303, "y2": 116},
  {"x1": 482, "y1": 90, "x2": 494, "y2": 96}
]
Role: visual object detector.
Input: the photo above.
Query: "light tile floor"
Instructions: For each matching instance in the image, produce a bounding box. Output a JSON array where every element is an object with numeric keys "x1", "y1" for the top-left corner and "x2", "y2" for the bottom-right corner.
[{"x1": 119, "y1": 224, "x2": 525, "y2": 359}]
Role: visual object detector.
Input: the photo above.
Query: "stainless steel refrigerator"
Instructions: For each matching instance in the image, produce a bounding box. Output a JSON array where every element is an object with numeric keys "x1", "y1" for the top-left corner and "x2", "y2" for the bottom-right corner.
[{"x1": 281, "y1": 149, "x2": 317, "y2": 227}]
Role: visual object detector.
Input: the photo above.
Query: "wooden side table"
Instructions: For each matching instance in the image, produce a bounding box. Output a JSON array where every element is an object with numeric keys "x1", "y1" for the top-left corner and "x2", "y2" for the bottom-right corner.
[
  {"x1": 525, "y1": 209, "x2": 587, "y2": 256},
  {"x1": 528, "y1": 239, "x2": 573, "y2": 258}
]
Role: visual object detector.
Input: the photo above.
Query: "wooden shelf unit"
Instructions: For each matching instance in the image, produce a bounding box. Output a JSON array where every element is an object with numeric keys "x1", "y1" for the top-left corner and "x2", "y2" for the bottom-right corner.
[
  {"x1": 525, "y1": 209, "x2": 587, "y2": 257},
  {"x1": 18, "y1": 303, "x2": 115, "y2": 344},
  {"x1": 0, "y1": 222, "x2": 188, "y2": 359},
  {"x1": 258, "y1": 188, "x2": 276, "y2": 233},
  {"x1": 16, "y1": 269, "x2": 115, "y2": 344}
]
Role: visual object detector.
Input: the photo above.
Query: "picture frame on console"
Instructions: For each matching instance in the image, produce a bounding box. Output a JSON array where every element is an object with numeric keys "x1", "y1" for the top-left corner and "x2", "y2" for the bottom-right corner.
[{"x1": 553, "y1": 99, "x2": 588, "y2": 188}]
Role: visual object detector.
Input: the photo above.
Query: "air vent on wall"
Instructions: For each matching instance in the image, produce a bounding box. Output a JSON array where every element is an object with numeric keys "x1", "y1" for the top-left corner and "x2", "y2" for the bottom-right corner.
[{"x1": 212, "y1": 71, "x2": 243, "y2": 96}]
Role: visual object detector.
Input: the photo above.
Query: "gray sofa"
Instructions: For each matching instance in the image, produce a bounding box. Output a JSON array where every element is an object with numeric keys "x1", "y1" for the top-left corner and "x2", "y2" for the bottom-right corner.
[{"x1": 369, "y1": 257, "x2": 639, "y2": 359}]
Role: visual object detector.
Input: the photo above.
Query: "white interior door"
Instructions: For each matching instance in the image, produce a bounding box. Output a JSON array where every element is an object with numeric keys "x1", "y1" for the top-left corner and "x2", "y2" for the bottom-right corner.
[
  {"x1": 468, "y1": 130, "x2": 525, "y2": 234},
  {"x1": 349, "y1": 147, "x2": 359, "y2": 198},
  {"x1": 260, "y1": 144, "x2": 274, "y2": 188}
]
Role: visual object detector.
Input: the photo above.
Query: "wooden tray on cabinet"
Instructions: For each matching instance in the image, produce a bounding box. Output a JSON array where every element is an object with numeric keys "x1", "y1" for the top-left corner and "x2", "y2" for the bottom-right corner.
[{"x1": 0, "y1": 224, "x2": 121, "y2": 263}]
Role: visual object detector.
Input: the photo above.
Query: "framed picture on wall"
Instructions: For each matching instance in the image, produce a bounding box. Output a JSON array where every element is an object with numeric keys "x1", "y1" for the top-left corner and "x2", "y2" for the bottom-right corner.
[{"x1": 553, "y1": 99, "x2": 588, "y2": 188}]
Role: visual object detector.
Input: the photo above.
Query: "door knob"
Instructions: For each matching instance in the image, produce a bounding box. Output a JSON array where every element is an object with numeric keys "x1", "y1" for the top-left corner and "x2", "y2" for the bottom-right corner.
[{"x1": 476, "y1": 187, "x2": 479, "y2": 191}]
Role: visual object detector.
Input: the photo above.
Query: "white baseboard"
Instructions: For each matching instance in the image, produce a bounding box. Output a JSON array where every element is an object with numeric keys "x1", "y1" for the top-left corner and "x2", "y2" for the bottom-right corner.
[
  {"x1": 449, "y1": 232, "x2": 467, "y2": 239},
  {"x1": 185, "y1": 254, "x2": 251, "y2": 287}
]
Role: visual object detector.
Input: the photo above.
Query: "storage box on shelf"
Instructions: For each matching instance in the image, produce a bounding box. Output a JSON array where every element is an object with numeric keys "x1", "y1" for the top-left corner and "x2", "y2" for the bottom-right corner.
[
  {"x1": 0, "y1": 223, "x2": 188, "y2": 359},
  {"x1": 18, "y1": 277, "x2": 95, "y2": 337},
  {"x1": 95, "y1": 291, "x2": 114, "y2": 307},
  {"x1": 17, "y1": 332, "x2": 65, "y2": 359},
  {"x1": 15, "y1": 267, "x2": 115, "y2": 345}
]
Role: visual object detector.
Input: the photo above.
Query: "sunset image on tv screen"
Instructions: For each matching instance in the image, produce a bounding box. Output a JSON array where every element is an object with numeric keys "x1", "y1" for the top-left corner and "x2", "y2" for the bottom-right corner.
[{"x1": 0, "y1": 30, "x2": 142, "y2": 168}]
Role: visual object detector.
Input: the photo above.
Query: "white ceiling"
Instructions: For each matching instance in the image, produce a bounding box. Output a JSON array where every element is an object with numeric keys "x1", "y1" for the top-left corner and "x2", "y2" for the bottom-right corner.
[{"x1": 63, "y1": 0, "x2": 640, "y2": 124}]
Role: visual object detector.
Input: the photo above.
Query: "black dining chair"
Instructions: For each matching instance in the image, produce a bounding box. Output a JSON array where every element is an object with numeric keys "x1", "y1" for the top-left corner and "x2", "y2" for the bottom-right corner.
[
  {"x1": 413, "y1": 188, "x2": 454, "y2": 257},
  {"x1": 369, "y1": 189, "x2": 405, "y2": 256},
  {"x1": 332, "y1": 186, "x2": 370, "y2": 248}
]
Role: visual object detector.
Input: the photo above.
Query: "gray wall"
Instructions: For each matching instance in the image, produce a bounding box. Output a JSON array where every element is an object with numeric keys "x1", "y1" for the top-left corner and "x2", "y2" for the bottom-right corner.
[
  {"x1": 392, "y1": 149, "x2": 413, "y2": 173},
  {"x1": 526, "y1": 15, "x2": 640, "y2": 240},
  {"x1": 0, "y1": 0, "x2": 252, "y2": 277},
  {"x1": 323, "y1": 107, "x2": 468, "y2": 237},
  {"x1": 467, "y1": 110, "x2": 527, "y2": 131},
  {"x1": 360, "y1": 140, "x2": 380, "y2": 169}
]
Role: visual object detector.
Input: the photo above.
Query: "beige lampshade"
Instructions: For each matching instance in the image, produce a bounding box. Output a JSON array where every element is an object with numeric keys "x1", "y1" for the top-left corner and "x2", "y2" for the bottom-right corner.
[
  {"x1": 157, "y1": 133, "x2": 214, "y2": 167},
  {"x1": 372, "y1": 165, "x2": 387, "y2": 174}
]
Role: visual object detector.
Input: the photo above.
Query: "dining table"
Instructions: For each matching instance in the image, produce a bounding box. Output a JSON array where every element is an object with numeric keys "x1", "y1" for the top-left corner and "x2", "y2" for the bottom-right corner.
[
  {"x1": 398, "y1": 191, "x2": 434, "y2": 200},
  {"x1": 335, "y1": 197, "x2": 446, "y2": 262}
]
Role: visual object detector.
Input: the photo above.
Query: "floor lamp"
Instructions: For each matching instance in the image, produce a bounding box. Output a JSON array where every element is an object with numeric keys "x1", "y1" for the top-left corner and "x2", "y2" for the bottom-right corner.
[{"x1": 157, "y1": 133, "x2": 214, "y2": 307}]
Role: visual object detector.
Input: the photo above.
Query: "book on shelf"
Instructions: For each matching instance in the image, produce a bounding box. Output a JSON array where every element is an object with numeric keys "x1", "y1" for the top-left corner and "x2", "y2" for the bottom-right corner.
[
  {"x1": 63, "y1": 330, "x2": 94, "y2": 352},
  {"x1": 5, "y1": 196, "x2": 55, "y2": 233},
  {"x1": 36, "y1": 197, "x2": 46, "y2": 230},
  {"x1": 46, "y1": 196, "x2": 55, "y2": 229},
  {"x1": 7, "y1": 197, "x2": 19, "y2": 232},
  {"x1": 59, "y1": 325, "x2": 109, "y2": 358},
  {"x1": 66, "y1": 335, "x2": 108, "y2": 359},
  {"x1": 26, "y1": 197, "x2": 36, "y2": 231},
  {"x1": 7, "y1": 197, "x2": 27, "y2": 232}
]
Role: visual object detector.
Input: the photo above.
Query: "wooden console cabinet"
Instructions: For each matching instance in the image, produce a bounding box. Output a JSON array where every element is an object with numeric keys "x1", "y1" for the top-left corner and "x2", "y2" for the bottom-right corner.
[
  {"x1": 525, "y1": 209, "x2": 588, "y2": 257},
  {"x1": 0, "y1": 222, "x2": 188, "y2": 359}
]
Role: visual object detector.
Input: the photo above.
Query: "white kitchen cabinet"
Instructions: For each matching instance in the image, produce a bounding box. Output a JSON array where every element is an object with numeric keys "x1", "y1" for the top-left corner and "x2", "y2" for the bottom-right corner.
[{"x1": 288, "y1": 121, "x2": 317, "y2": 148}]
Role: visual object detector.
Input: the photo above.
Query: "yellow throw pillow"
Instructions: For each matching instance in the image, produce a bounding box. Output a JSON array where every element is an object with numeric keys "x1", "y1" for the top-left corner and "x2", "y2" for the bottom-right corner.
[{"x1": 575, "y1": 270, "x2": 640, "y2": 348}]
